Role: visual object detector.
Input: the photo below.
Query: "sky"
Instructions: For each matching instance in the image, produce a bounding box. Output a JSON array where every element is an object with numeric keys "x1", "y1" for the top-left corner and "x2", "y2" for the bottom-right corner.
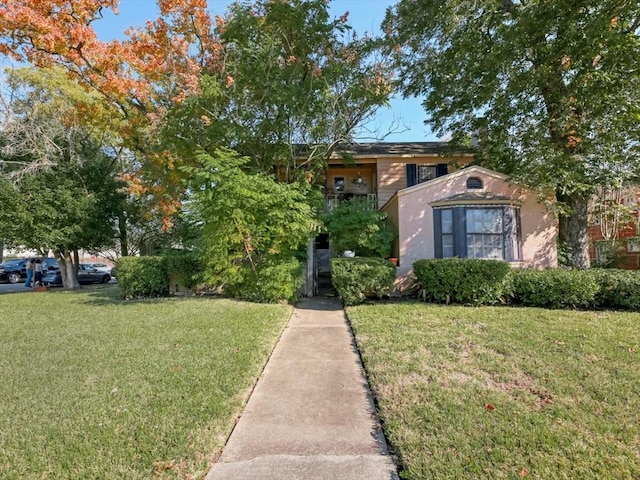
[{"x1": 4, "y1": 0, "x2": 438, "y2": 142}]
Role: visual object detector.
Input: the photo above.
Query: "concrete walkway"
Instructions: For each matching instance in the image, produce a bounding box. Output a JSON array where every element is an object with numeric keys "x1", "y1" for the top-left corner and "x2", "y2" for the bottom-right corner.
[{"x1": 206, "y1": 296, "x2": 399, "y2": 480}]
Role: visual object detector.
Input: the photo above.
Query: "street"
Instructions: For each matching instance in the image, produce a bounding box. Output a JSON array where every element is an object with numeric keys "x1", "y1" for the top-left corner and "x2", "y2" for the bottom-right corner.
[{"x1": 0, "y1": 279, "x2": 116, "y2": 294}]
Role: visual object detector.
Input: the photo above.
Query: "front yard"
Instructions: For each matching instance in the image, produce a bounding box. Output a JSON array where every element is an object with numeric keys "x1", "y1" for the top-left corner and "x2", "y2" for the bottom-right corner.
[
  {"x1": 3, "y1": 286, "x2": 638, "y2": 479},
  {"x1": 0, "y1": 286, "x2": 291, "y2": 479},
  {"x1": 347, "y1": 303, "x2": 640, "y2": 479}
]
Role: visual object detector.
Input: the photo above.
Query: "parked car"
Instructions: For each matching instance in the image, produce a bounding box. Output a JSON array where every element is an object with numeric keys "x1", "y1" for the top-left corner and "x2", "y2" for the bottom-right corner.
[
  {"x1": 90, "y1": 263, "x2": 112, "y2": 274},
  {"x1": 0, "y1": 257, "x2": 58, "y2": 284},
  {"x1": 43, "y1": 263, "x2": 111, "y2": 286}
]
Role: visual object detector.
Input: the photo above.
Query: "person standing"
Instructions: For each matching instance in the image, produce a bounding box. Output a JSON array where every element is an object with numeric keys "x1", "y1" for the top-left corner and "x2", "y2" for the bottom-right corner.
[
  {"x1": 24, "y1": 258, "x2": 34, "y2": 287},
  {"x1": 34, "y1": 258, "x2": 44, "y2": 286}
]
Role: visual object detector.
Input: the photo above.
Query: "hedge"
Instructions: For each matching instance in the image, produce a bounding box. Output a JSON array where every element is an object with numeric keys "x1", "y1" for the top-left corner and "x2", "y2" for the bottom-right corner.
[
  {"x1": 591, "y1": 268, "x2": 640, "y2": 311},
  {"x1": 331, "y1": 257, "x2": 397, "y2": 305},
  {"x1": 115, "y1": 256, "x2": 169, "y2": 299},
  {"x1": 224, "y1": 257, "x2": 304, "y2": 304},
  {"x1": 508, "y1": 268, "x2": 599, "y2": 309},
  {"x1": 413, "y1": 258, "x2": 511, "y2": 305}
]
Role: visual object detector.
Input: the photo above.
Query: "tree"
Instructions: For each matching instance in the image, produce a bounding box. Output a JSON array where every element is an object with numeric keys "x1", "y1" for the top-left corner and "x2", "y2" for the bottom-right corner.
[
  {"x1": 2, "y1": 1, "x2": 393, "y2": 222},
  {"x1": 0, "y1": 67, "x2": 125, "y2": 288},
  {"x1": 590, "y1": 185, "x2": 638, "y2": 243},
  {"x1": 384, "y1": 0, "x2": 640, "y2": 269},
  {"x1": 0, "y1": 0, "x2": 218, "y2": 226},
  {"x1": 0, "y1": 0, "x2": 212, "y2": 116},
  {"x1": 182, "y1": 149, "x2": 321, "y2": 302},
  {"x1": 163, "y1": 0, "x2": 393, "y2": 182}
]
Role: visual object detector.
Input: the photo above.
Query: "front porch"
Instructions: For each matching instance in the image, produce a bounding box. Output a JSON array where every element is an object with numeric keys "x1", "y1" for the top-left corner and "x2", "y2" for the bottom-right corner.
[{"x1": 325, "y1": 164, "x2": 378, "y2": 211}]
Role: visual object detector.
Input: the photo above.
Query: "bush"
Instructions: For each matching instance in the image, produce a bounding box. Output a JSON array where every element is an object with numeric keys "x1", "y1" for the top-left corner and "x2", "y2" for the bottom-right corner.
[
  {"x1": 225, "y1": 257, "x2": 304, "y2": 304},
  {"x1": 164, "y1": 250, "x2": 202, "y2": 290},
  {"x1": 509, "y1": 268, "x2": 598, "y2": 309},
  {"x1": 323, "y1": 198, "x2": 397, "y2": 257},
  {"x1": 413, "y1": 258, "x2": 511, "y2": 305},
  {"x1": 116, "y1": 256, "x2": 169, "y2": 299},
  {"x1": 331, "y1": 257, "x2": 397, "y2": 305},
  {"x1": 591, "y1": 268, "x2": 640, "y2": 311}
]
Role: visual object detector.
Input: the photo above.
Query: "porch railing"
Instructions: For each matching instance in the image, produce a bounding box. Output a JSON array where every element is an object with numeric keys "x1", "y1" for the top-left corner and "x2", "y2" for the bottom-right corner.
[{"x1": 325, "y1": 193, "x2": 378, "y2": 211}]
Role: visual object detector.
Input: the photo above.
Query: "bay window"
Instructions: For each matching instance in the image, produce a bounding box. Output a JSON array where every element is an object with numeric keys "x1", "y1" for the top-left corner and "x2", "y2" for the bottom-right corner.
[{"x1": 434, "y1": 205, "x2": 522, "y2": 261}]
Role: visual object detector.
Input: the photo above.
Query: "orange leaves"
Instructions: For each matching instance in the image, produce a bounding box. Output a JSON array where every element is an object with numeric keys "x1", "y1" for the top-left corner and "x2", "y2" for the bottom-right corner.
[
  {"x1": 0, "y1": 0, "x2": 117, "y2": 60},
  {"x1": 215, "y1": 15, "x2": 227, "y2": 34},
  {"x1": 119, "y1": 172, "x2": 146, "y2": 196},
  {"x1": 0, "y1": 0, "x2": 222, "y2": 111},
  {"x1": 363, "y1": 63, "x2": 393, "y2": 97}
]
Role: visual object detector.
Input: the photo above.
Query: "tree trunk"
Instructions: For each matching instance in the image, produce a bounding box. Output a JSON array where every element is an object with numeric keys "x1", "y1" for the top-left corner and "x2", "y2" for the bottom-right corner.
[
  {"x1": 118, "y1": 213, "x2": 129, "y2": 257},
  {"x1": 557, "y1": 192, "x2": 591, "y2": 270},
  {"x1": 54, "y1": 250, "x2": 81, "y2": 289}
]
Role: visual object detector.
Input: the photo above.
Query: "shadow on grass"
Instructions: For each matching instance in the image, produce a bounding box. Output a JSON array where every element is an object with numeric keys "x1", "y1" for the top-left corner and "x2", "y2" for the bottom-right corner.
[{"x1": 78, "y1": 284, "x2": 226, "y2": 307}]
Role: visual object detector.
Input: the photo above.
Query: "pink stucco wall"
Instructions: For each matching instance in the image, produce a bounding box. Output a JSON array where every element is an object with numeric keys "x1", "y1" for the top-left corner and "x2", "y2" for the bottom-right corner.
[{"x1": 382, "y1": 167, "x2": 558, "y2": 289}]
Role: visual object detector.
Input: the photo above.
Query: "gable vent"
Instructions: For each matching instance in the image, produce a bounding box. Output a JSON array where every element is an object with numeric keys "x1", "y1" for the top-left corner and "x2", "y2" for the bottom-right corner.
[{"x1": 466, "y1": 177, "x2": 483, "y2": 189}]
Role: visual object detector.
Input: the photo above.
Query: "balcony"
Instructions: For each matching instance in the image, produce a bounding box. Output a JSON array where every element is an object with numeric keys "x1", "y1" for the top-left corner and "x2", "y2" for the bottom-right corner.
[{"x1": 325, "y1": 193, "x2": 378, "y2": 211}]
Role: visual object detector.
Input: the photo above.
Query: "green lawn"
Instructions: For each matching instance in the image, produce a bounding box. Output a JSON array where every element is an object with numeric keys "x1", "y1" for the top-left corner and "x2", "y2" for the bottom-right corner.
[
  {"x1": 0, "y1": 285, "x2": 291, "y2": 479},
  {"x1": 347, "y1": 303, "x2": 640, "y2": 480}
]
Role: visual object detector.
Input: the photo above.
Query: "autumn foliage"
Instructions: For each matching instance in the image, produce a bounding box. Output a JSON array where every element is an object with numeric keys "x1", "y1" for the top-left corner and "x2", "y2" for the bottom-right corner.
[
  {"x1": 0, "y1": 0, "x2": 217, "y2": 111},
  {"x1": 1, "y1": 1, "x2": 392, "y2": 229}
]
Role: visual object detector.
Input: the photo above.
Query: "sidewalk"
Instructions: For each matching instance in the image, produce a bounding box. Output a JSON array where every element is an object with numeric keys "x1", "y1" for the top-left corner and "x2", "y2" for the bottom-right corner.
[{"x1": 206, "y1": 296, "x2": 399, "y2": 480}]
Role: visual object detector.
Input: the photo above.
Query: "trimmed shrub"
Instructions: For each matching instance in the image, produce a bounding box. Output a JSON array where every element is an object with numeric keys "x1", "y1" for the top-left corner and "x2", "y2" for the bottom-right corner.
[
  {"x1": 225, "y1": 257, "x2": 304, "y2": 304},
  {"x1": 413, "y1": 258, "x2": 511, "y2": 305},
  {"x1": 116, "y1": 256, "x2": 169, "y2": 299},
  {"x1": 164, "y1": 250, "x2": 202, "y2": 291},
  {"x1": 331, "y1": 257, "x2": 397, "y2": 305},
  {"x1": 509, "y1": 268, "x2": 598, "y2": 309},
  {"x1": 591, "y1": 268, "x2": 640, "y2": 311}
]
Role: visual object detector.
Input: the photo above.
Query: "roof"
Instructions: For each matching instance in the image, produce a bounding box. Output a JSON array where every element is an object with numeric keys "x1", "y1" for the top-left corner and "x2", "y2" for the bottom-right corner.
[
  {"x1": 332, "y1": 142, "x2": 464, "y2": 157},
  {"x1": 295, "y1": 142, "x2": 474, "y2": 159}
]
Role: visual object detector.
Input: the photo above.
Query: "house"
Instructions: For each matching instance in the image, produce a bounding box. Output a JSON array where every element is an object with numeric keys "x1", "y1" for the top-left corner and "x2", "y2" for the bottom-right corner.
[
  {"x1": 381, "y1": 165, "x2": 557, "y2": 289},
  {"x1": 588, "y1": 188, "x2": 640, "y2": 269},
  {"x1": 321, "y1": 141, "x2": 468, "y2": 210},
  {"x1": 309, "y1": 142, "x2": 558, "y2": 294}
]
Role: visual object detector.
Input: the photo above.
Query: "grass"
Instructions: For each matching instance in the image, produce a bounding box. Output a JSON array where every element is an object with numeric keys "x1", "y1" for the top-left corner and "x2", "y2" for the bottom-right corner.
[
  {"x1": 347, "y1": 302, "x2": 640, "y2": 479},
  {"x1": 0, "y1": 285, "x2": 291, "y2": 479}
]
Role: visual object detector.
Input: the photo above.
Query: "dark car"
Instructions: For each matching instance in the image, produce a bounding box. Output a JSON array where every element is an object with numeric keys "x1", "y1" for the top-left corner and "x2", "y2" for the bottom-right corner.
[
  {"x1": 43, "y1": 263, "x2": 111, "y2": 286},
  {"x1": 0, "y1": 257, "x2": 58, "y2": 284}
]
